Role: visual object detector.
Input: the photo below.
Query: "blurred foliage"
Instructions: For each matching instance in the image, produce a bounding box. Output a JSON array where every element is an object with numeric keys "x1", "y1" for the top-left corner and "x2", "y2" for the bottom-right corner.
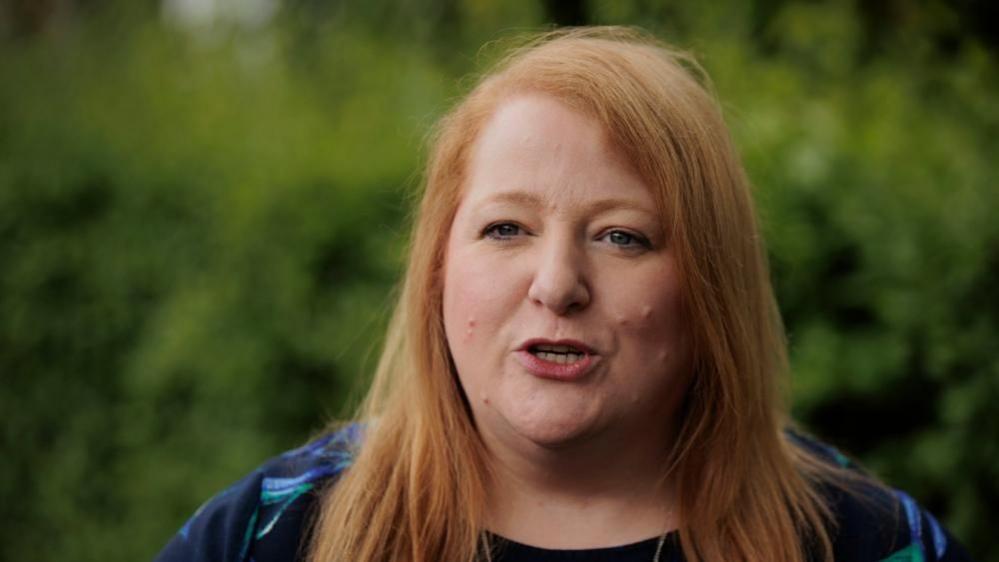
[{"x1": 0, "y1": 0, "x2": 996, "y2": 560}]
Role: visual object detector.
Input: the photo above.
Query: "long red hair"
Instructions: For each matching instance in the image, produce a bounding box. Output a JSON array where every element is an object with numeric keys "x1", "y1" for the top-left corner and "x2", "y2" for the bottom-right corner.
[{"x1": 308, "y1": 27, "x2": 845, "y2": 562}]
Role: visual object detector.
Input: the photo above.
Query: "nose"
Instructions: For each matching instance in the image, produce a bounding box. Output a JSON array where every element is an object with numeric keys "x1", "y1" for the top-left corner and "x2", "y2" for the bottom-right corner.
[{"x1": 527, "y1": 233, "x2": 591, "y2": 315}]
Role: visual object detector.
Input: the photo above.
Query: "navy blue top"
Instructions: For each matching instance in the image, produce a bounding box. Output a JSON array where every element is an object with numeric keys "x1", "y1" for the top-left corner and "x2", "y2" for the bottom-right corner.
[{"x1": 155, "y1": 425, "x2": 973, "y2": 562}]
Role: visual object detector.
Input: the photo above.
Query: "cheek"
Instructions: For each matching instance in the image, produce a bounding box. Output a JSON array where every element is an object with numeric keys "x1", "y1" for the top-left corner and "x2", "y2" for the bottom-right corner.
[
  {"x1": 443, "y1": 260, "x2": 483, "y2": 346},
  {"x1": 442, "y1": 245, "x2": 527, "y2": 404},
  {"x1": 604, "y1": 269, "x2": 689, "y2": 413},
  {"x1": 610, "y1": 266, "x2": 685, "y2": 360},
  {"x1": 442, "y1": 247, "x2": 521, "y2": 349},
  {"x1": 445, "y1": 285, "x2": 482, "y2": 346}
]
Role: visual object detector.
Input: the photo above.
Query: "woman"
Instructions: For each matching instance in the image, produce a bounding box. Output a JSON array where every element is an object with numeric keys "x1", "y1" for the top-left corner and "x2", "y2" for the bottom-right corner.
[{"x1": 157, "y1": 27, "x2": 973, "y2": 562}]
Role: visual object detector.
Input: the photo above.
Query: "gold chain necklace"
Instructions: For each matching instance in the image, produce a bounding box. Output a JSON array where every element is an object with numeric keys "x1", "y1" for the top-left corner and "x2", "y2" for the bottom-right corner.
[{"x1": 482, "y1": 530, "x2": 669, "y2": 562}]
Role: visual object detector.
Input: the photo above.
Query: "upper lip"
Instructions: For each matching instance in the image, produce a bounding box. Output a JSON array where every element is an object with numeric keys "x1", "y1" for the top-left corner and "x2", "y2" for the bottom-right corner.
[{"x1": 517, "y1": 338, "x2": 598, "y2": 355}]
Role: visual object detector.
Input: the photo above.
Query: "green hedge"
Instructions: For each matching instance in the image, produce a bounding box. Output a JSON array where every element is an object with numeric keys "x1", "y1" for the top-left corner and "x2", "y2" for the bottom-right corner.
[{"x1": 1, "y1": 2, "x2": 995, "y2": 560}]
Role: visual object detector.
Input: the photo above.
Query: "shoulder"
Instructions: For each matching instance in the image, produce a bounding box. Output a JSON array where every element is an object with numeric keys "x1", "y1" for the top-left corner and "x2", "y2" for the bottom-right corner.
[
  {"x1": 155, "y1": 424, "x2": 364, "y2": 562},
  {"x1": 786, "y1": 430, "x2": 974, "y2": 562}
]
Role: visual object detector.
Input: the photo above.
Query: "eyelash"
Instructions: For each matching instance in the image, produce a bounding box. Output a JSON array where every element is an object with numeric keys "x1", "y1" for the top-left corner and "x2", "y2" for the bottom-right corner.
[
  {"x1": 481, "y1": 222, "x2": 652, "y2": 250},
  {"x1": 600, "y1": 230, "x2": 652, "y2": 250},
  {"x1": 482, "y1": 222, "x2": 525, "y2": 240}
]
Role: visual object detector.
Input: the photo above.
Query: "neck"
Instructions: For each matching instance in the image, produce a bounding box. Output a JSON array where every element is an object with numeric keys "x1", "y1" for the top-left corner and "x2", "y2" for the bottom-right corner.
[{"x1": 481, "y1": 423, "x2": 679, "y2": 549}]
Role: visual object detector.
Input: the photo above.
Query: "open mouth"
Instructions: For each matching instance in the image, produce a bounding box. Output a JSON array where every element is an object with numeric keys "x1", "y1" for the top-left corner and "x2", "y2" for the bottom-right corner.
[
  {"x1": 528, "y1": 343, "x2": 587, "y2": 364},
  {"x1": 516, "y1": 339, "x2": 598, "y2": 380}
]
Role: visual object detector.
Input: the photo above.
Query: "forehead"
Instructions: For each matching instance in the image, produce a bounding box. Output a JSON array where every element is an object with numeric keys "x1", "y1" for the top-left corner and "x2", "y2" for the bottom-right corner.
[{"x1": 461, "y1": 94, "x2": 655, "y2": 212}]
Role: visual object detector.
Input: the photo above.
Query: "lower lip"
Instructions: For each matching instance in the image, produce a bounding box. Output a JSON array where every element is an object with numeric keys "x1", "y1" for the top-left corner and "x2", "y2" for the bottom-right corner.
[{"x1": 514, "y1": 350, "x2": 599, "y2": 381}]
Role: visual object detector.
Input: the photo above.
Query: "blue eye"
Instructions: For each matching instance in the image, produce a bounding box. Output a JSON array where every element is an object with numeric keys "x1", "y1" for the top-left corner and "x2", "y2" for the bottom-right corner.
[
  {"x1": 602, "y1": 230, "x2": 651, "y2": 249},
  {"x1": 483, "y1": 222, "x2": 524, "y2": 239}
]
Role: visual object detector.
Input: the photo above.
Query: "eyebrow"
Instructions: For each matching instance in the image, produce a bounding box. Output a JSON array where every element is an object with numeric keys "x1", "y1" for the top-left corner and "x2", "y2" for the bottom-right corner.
[{"x1": 481, "y1": 190, "x2": 657, "y2": 217}]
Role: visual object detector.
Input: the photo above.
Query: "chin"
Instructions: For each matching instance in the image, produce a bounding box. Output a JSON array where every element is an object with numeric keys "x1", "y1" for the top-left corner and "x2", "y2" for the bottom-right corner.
[
  {"x1": 505, "y1": 414, "x2": 600, "y2": 450},
  {"x1": 484, "y1": 379, "x2": 606, "y2": 450}
]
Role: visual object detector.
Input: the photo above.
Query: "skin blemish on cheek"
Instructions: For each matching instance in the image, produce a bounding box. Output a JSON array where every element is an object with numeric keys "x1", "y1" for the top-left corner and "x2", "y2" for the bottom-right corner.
[
  {"x1": 642, "y1": 305, "x2": 653, "y2": 319},
  {"x1": 465, "y1": 318, "x2": 476, "y2": 338}
]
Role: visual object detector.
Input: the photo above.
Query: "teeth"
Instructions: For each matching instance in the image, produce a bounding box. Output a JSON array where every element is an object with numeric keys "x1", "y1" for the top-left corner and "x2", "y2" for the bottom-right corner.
[
  {"x1": 535, "y1": 351, "x2": 584, "y2": 364},
  {"x1": 534, "y1": 344, "x2": 580, "y2": 353}
]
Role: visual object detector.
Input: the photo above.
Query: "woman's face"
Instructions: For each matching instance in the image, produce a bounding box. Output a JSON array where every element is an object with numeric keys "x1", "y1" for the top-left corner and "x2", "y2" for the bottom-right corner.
[{"x1": 442, "y1": 94, "x2": 690, "y2": 453}]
